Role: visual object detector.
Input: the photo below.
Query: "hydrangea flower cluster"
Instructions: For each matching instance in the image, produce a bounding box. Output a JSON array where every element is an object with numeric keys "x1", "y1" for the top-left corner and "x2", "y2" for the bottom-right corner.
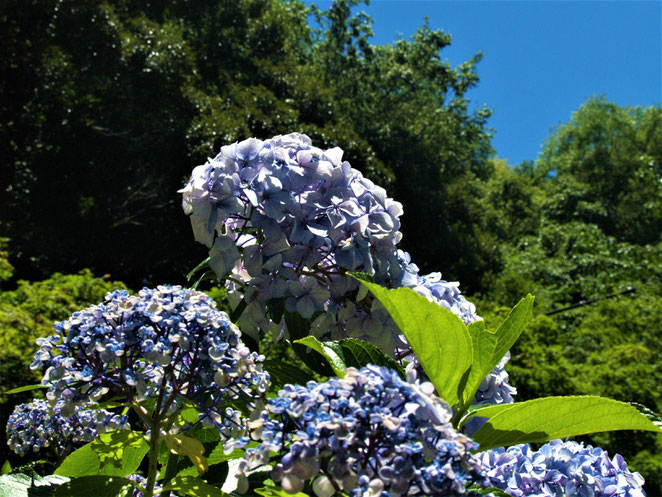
[
  {"x1": 30, "y1": 286, "x2": 269, "y2": 439},
  {"x1": 478, "y1": 440, "x2": 646, "y2": 497},
  {"x1": 6, "y1": 399, "x2": 128, "y2": 457},
  {"x1": 181, "y1": 133, "x2": 514, "y2": 408},
  {"x1": 236, "y1": 365, "x2": 485, "y2": 496}
]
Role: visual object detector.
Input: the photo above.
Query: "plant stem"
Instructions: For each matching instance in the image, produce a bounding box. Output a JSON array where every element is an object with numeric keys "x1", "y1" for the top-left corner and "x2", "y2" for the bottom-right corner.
[{"x1": 143, "y1": 417, "x2": 161, "y2": 497}]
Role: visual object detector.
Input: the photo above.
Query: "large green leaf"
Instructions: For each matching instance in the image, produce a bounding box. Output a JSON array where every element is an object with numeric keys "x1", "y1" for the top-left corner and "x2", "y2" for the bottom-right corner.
[
  {"x1": 465, "y1": 396, "x2": 662, "y2": 451},
  {"x1": 53, "y1": 476, "x2": 134, "y2": 497},
  {"x1": 0, "y1": 473, "x2": 68, "y2": 497},
  {"x1": 352, "y1": 275, "x2": 472, "y2": 406},
  {"x1": 162, "y1": 476, "x2": 225, "y2": 497},
  {"x1": 55, "y1": 430, "x2": 148, "y2": 478},
  {"x1": 460, "y1": 295, "x2": 534, "y2": 409}
]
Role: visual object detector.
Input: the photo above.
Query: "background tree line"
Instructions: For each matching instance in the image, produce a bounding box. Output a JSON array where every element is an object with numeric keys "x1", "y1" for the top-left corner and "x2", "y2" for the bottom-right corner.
[{"x1": 1, "y1": 0, "x2": 661, "y2": 491}]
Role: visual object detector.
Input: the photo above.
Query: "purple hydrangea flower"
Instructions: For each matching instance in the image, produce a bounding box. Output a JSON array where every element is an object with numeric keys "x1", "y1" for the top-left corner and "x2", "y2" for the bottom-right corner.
[
  {"x1": 30, "y1": 286, "x2": 269, "y2": 442},
  {"x1": 478, "y1": 440, "x2": 646, "y2": 497},
  {"x1": 236, "y1": 365, "x2": 485, "y2": 496},
  {"x1": 6, "y1": 399, "x2": 128, "y2": 458},
  {"x1": 181, "y1": 133, "x2": 514, "y2": 408}
]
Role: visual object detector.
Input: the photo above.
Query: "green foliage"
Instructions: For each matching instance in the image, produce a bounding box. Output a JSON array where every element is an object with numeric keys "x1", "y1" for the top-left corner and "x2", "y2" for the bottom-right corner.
[
  {"x1": 1, "y1": 0, "x2": 494, "y2": 292},
  {"x1": 476, "y1": 98, "x2": 662, "y2": 492},
  {"x1": 55, "y1": 430, "x2": 149, "y2": 478},
  {"x1": 162, "y1": 476, "x2": 226, "y2": 497},
  {"x1": 465, "y1": 396, "x2": 662, "y2": 451},
  {"x1": 354, "y1": 276, "x2": 473, "y2": 408},
  {"x1": 293, "y1": 336, "x2": 404, "y2": 378},
  {"x1": 53, "y1": 475, "x2": 136, "y2": 497}
]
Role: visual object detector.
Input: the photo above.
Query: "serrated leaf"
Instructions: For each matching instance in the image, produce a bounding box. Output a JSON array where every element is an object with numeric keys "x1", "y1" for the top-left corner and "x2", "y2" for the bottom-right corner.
[
  {"x1": 293, "y1": 336, "x2": 347, "y2": 377},
  {"x1": 462, "y1": 321, "x2": 496, "y2": 407},
  {"x1": 262, "y1": 360, "x2": 314, "y2": 388},
  {"x1": 0, "y1": 473, "x2": 68, "y2": 497},
  {"x1": 162, "y1": 475, "x2": 224, "y2": 497},
  {"x1": 4, "y1": 384, "x2": 48, "y2": 395},
  {"x1": 490, "y1": 294, "x2": 534, "y2": 368},
  {"x1": 351, "y1": 274, "x2": 472, "y2": 407},
  {"x1": 165, "y1": 434, "x2": 208, "y2": 474},
  {"x1": 53, "y1": 475, "x2": 134, "y2": 497},
  {"x1": 460, "y1": 295, "x2": 534, "y2": 412},
  {"x1": 466, "y1": 396, "x2": 662, "y2": 451},
  {"x1": 338, "y1": 338, "x2": 405, "y2": 378}
]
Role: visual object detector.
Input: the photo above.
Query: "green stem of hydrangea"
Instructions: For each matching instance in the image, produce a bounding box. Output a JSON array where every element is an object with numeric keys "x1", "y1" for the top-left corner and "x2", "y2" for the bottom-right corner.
[{"x1": 143, "y1": 417, "x2": 162, "y2": 497}]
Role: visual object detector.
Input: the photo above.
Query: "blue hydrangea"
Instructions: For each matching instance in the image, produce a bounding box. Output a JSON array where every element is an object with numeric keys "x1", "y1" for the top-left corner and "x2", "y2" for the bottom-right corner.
[
  {"x1": 181, "y1": 134, "x2": 514, "y2": 408},
  {"x1": 30, "y1": 286, "x2": 269, "y2": 442},
  {"x1": 478, "y1": 440, "x2": 646, "y2": 497},
  {"x1": 6, "y1": 399, "x2": 129, "y2": 458},
  {"x1": 236, "y1": 365, "x2": 485, "y2": 496}
]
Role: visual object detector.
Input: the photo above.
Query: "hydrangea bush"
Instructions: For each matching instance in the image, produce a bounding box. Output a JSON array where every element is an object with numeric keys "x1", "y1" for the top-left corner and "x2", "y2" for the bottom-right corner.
[
  {"x1": 180, "y1": 133, "x2": 513, "y2": 407},
  {"x1": 3, "y1": 134, "x2": 660, "y2": 497}
]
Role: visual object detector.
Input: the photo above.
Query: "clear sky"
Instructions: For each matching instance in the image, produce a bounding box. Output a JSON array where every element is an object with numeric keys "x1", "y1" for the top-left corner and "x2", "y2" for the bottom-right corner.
[{"x1": 310, "y1": 1, "x2": 661, "y2": 165}]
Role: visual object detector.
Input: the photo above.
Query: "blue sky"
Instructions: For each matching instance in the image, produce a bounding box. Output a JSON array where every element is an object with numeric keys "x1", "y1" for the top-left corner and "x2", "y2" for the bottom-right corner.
[{"x1": 310, "y1": 1, "x2": 661, "y2": 165}]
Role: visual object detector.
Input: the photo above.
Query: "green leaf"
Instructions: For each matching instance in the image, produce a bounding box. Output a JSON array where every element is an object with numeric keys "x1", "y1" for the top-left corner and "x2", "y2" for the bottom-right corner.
[
  {"x1": 55, "y1": 430, "x2": 148, "y2": 478},
  {"x1": 187, "y1": 257, "x2": 211, "y2": 282},
  {"x1": 466, "y1": 396, "x2": 662, "y2": 451},
  {"x1": 53, "y1": 475, "x2": 134, "y2": 497},
  {"x1": 337, "y1": 338, "x2": 405, "y2": 378},
  {"x1": 262, "y1": 360, "x2": 314, "y2": 388},
  {"x1": 352, "y1": 274, "x2": 472, "y2": 407},
  {"x1": 162, "y1": 476, "x2": 224, "y2": 497},
  {"x1": 460, "y1": 295, "x2": 534, "y2": 409},
  {"x1": 285, "y1": 311, "x2": 334, "y2": 376},
  {"x1": 165, "y1": 433, "x2": 208, "y2": 474},
  {"x1": 463, "y1": 321, "x2": 496, "y2": 406},
  {"x1": 93, "y1": 430, "x2": 149, "y2": 477},
  {"x1": 55, "y1": 444, "x2": 100, "y2": 477},
  {"x1": 4, "y1": 384, "x2": 48, "y2": 395},
  {"x1": 1, "y1": 460, "x2": 11, "y2": 475},
  {"x1": 0, "y1": 473, "x2": 68, "y2": 497},
  {"x1": 255, "y1": 485, "x2": 310, "y2": 497},
  {"x1": 489, "y1": 294, "x2": 534, "y2": 368},
  {"x1": 208, "y1": 445, "x2": 244, "y2": 466},
  {"x1": 293, "y1": 336, "x2": 347, "y2": 377}
]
